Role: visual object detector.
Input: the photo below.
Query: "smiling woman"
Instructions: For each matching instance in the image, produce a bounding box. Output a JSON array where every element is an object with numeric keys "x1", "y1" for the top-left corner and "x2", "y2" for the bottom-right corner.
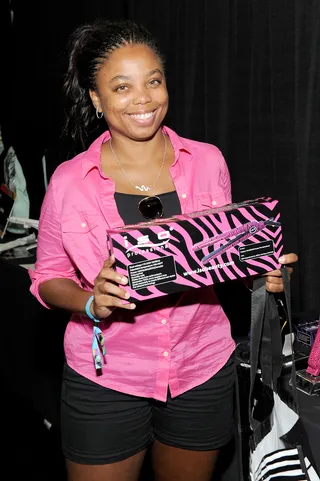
[
  {"x1": 90, "y1": 45, "x2": 168, "y2": 141},
  {"x1": 29, "y1": 17, "x2": 298, "y2": 481},
  {"x1": 91, "y1": 42, "x2": 173, "y2": 196}
]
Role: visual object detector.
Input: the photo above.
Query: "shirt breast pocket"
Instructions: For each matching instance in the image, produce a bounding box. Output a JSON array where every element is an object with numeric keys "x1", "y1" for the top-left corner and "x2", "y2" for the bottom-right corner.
[
  {"x1": 196, "y1": 191, "x2": 229, "y2": 210},
  {"x1": 61, "y1": 215, "x2": 105, "y2": 283}
]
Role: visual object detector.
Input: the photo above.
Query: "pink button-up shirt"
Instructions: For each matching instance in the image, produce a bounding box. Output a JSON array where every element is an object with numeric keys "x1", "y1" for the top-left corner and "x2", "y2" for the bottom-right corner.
[{"x1": 29, "y1": 126, "x2": 236, "y2": 401}]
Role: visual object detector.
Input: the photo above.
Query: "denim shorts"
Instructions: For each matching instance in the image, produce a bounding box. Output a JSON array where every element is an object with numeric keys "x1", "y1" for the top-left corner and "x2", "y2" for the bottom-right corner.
[{"x1": 61, "y1": 355, "x2": 235, "y2": 464}]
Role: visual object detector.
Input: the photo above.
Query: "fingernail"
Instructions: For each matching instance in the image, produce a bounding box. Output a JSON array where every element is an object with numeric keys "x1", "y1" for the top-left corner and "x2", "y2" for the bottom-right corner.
[
  {"x1": 130, "y1": 303, "x2": 136, "y2": 309},
  {"x1": 124, "y1": 291, "x2": 130, "y2": 299},
  {"x1": 278, "y1": 256, "x2": 286, "y2": 263},
  {"x1": 117, "y1": 276, "x2": 127, "y2": 284}
]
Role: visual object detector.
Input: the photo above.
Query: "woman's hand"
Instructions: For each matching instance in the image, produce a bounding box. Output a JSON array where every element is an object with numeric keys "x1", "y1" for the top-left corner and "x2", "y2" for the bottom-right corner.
[
  {"x1": 263, "y1": 253, "x2": 298, "y2": 293},
  {"x1": 92, "y1": 255, "x2": 135, "y2": 319}
]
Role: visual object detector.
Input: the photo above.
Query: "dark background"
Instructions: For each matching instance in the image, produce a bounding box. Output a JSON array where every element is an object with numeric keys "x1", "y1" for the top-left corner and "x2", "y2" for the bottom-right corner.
[
  {"x1": 1, "y1": 0, "x2": 320, "y2": 315},
  {"x1": 1, "y1": 1, "x2": 320, "y2": 479}
]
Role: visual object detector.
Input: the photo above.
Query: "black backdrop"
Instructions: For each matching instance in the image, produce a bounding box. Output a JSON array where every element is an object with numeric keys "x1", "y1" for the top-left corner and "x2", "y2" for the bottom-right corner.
[{"x1": 1, "y1": 0, "x2": 320, "y2": 315}]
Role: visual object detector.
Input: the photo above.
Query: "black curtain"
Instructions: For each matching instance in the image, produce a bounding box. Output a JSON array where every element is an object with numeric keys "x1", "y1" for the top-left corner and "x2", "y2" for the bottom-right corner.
[{"x1": 1, "y1": 0, "x2": 320, "y2": 315}]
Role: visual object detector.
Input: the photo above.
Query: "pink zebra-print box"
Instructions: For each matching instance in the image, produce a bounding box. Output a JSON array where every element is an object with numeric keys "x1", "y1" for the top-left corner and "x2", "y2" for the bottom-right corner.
[{"x1": 107, "y1": 197, "x2": 283, "y2": 302}]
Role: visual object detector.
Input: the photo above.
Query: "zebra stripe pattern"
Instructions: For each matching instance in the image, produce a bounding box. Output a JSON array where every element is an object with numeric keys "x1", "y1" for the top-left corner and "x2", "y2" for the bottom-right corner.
[{"x1": 108, "y1": 197, "x2": 283, "y2": 302}]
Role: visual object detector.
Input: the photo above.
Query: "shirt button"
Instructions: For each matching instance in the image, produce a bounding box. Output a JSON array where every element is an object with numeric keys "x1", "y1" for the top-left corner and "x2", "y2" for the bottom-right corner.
[
  {"x1": 181, "y1": 193, "x2": 187, "y2": 199},
  {"x1": 163, "y1": 351, "x2": 169, "y2": 357},
  {"x1": 81, "y1": 222, "x2": 87, "y2": 227},
  {"x1": 212, "y1": 200, "x2": 217, "y2": 206},
  {"x1": 161, "y1": 319, "x2": 167, "y2": 325}
]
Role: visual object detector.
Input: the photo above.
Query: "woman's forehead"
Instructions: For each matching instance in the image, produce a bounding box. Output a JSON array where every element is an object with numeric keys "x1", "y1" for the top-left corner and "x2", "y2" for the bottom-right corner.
[{"x1": 98, "y1": 44, "x2": 163, "y2": 80}]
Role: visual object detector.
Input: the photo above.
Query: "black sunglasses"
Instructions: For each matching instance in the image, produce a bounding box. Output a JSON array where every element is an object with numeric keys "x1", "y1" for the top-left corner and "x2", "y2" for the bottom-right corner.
[{"x1": 138, "y1": 196, "x2": 164, "y2": 220}]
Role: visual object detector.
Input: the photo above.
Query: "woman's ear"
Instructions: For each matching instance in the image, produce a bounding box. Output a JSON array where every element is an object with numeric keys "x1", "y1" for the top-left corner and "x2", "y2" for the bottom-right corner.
[{"x1": 89, "y1": 89, "x2": 101, "y2": 112}]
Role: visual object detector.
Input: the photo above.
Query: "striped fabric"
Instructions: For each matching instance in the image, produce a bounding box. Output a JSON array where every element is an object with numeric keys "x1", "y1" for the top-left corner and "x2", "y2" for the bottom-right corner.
[
  {"x1": 250, "y1": 393, "x2": 320, "y2": 481},
  {"x1": 251, "y1": 448, "x2": 319, "y2": 481}
]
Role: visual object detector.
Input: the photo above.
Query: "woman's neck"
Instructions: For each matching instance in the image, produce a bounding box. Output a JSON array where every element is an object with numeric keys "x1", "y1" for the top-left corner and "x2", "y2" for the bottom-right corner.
[{"x1": 108, "y1": 128, "x2": 165, "y2": 167}]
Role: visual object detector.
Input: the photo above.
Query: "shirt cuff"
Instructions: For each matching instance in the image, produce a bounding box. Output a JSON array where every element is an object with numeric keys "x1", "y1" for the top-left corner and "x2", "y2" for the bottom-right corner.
[{"x1": 28, "y1": 268, "x2": 83, "y2": 309}]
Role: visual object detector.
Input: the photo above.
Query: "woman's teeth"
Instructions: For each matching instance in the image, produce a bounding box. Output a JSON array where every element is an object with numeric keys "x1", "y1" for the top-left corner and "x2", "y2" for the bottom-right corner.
[{"x1": 130, "y1": 112, "x2": 154, "y2": 120}]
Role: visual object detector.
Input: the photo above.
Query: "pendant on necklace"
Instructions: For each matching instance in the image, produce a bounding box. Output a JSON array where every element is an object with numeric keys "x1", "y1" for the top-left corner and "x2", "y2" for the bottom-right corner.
[{"x1": 135, "y1": 185, "x2": 151, "y2": 192}]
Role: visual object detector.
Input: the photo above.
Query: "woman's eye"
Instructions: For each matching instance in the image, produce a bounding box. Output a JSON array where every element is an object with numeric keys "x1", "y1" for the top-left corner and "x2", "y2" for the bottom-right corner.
[
  {"x1": 148, "y1": 79, "x2": 162, "y2": 88},
  {"x1": 116, "y1": 85, "x2": 128, "y2": 92}
]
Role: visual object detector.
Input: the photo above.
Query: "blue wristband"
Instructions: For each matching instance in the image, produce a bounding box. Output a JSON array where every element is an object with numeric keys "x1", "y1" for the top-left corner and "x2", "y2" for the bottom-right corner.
[
  {"x1": 85, "y1": 295, "x2": 106, "y2": 370},
  {"x1": 85, "y1": 295, "x2": 99, "y2": 322}
]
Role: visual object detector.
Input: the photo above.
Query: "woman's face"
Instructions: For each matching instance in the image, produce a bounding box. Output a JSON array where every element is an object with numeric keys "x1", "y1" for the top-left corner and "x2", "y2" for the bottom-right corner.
[{"x1": 90, "y1": 43, "x2": 169, "y2": 141}]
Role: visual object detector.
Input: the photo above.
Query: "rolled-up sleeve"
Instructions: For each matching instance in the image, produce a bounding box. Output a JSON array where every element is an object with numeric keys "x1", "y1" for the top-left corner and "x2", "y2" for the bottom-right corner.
[{"x1": 29, "y1": 178, "x2": 82, "y2": 308}]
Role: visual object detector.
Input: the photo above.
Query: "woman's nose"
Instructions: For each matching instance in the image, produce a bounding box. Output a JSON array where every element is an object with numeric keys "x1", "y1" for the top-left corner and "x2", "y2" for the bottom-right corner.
[{"x1": 132, "y1": 87, "x2": 152, "y2": 105}]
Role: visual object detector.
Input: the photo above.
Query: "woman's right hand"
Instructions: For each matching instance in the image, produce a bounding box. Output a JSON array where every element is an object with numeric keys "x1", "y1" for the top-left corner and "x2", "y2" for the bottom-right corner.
[{"x1": 91, "y1": 255, "x2": 136, "y2": 319}]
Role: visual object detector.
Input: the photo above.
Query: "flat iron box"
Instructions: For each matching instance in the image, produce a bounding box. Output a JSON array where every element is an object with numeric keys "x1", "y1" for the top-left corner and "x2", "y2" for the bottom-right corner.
[{"x1": 107, "y1": 197, "x2": 283, "y2": 302}]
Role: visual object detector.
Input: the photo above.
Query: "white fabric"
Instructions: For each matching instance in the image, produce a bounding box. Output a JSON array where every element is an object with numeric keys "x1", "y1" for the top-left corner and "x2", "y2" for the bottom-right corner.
[
  {"x1": 250, "y1": 392, "x2": 320, "y2": 481},
  {"x1": 3, "y1": 146, "x2": 30, "y2": 234}
]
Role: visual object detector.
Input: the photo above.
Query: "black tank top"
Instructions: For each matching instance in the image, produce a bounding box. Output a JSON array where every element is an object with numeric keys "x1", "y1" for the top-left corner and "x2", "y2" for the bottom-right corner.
[{"x1": 114, "y1": 191, "x2": 181, "y2": 225}]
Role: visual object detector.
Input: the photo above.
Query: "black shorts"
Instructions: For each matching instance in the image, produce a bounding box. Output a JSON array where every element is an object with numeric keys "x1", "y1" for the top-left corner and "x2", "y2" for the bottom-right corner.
[{"x1": 61, "y1": 356, "x2": 235, "y2": 464}]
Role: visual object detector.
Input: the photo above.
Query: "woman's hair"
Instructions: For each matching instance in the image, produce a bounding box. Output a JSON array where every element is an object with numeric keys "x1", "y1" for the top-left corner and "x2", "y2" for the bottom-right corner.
[{"x1": 62, "y1": 18, "x2": 165, "y2": 156}]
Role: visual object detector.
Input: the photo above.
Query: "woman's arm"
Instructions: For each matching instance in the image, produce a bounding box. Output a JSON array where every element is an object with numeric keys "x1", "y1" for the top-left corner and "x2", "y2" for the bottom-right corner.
[
  {"x1": 38, "y1": 256, "x2": 135, "y2": 319},
  {"x1": 38, "y1": 278, "x2": 92, "y2": 315},
  {"x1": 29, "y1": 177, "x2": 85, "y2": 309},
  {"x1": 31, "y1": 177, "x2": 133, "y2": 318}
]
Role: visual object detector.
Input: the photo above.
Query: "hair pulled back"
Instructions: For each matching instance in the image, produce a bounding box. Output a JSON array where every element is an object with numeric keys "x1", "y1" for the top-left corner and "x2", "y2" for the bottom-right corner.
[{"x1": 62, "y1": 18, "x2": 164, "y2": 155}]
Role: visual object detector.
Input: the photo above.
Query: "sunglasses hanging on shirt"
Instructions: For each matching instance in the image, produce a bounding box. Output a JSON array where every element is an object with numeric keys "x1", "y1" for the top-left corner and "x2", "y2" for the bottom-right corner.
[
  {"x1": 138, "y1": 195, "x2": 164, "y2": 220},
  {"x1": 109, "y1": 134, "x2": 167, "y2": 221}
]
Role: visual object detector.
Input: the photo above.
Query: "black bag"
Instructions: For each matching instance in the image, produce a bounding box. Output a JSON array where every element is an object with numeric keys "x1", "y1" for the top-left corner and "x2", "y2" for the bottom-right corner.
[{"x1": 248, "y1": 267, "x2": 320, "y2": 480}]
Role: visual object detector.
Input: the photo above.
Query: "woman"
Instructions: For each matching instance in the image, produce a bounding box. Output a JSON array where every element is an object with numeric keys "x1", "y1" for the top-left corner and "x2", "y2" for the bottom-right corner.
[{"x1": 29, "y1": 18, "x2": 298, "y2": 481}]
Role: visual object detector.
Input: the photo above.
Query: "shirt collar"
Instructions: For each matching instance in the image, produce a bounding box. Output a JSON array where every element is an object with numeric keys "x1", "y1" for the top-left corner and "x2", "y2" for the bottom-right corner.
[
  {"x1": 162, "y1": 125, "x2": 192, "y2": 160},
  {"x1": 81, "y1": 130, "x2": 111, "y2": 179},
  {"x1": 81, "y1": 125, "x2": 191, "y2": 179}
]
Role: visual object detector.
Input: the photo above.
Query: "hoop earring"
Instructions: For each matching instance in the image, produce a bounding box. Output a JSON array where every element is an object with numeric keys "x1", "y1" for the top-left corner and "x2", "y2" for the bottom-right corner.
[{"x1": 96, "y1": 108, "x2": 103, "y2": 120}]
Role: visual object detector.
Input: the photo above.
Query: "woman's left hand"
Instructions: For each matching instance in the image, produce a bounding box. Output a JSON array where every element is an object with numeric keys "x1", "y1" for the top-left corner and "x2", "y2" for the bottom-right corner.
[{"x1": 263, "y1": 253, "x2": 298, "y2": 293}]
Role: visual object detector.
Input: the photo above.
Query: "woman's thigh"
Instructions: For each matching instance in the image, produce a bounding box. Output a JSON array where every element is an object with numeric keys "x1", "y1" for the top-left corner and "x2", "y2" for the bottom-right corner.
[
  {"x1": 61, "y1": 364, "x2": 153, "y2": 469},
  {"x1": 151, "y1": 355, "x2": 235, "y2": 481},
  {"x1": 152, "y1": 355, "x2": 235, "y2": 451}
]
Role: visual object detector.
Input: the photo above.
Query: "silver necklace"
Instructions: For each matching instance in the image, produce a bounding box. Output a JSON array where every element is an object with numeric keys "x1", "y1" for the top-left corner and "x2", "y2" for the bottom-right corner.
[{"x1": 109, "y1": 133, "x2": 167, "y2": 192}]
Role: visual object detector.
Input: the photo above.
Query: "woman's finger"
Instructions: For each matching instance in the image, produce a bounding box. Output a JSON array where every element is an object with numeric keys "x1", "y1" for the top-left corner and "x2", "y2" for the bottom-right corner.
[
  {"x1": 97, "y1": 266, "x2": 128, "y2": 286},
  {"x1": 278, "y1": 253, "x2": 298, "y2": 265},
  {"x1": 265, "y1": 276, "x2": 283, "y2": 286},
  {"x1": 95, "y1": 294, "x2": 135, "y2": 311},
  {"x1": 98, "y1": 281, "x2": 130, "y2": 300}
]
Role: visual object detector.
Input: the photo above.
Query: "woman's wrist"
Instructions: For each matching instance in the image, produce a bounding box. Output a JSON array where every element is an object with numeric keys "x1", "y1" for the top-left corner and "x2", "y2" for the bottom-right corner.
[
  {"x1": 85, "y1": 293, "x2": 116, "y2": 321},
  {"x1": 89, "y1": 296, "x2": 98, "y2": 318},
  {"x1": 85, "y1": 294, "x2": 98, "y2": 321}
]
